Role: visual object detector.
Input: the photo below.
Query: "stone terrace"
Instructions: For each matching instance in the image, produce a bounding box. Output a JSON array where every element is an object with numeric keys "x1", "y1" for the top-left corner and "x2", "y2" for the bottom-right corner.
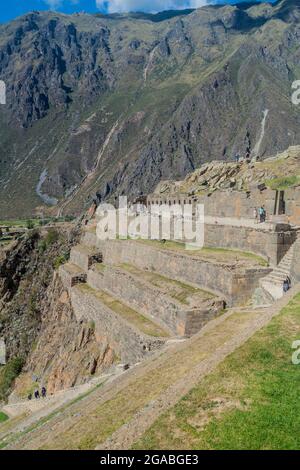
[{"x1": 82, "y1": 229, "x2": 271, "y2": 307}]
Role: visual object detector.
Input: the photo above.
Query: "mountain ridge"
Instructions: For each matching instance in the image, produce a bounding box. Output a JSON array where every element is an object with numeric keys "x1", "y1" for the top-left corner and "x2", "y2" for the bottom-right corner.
[{"x1": 0, "y1": 0, "x2": 299, "y2": 217}]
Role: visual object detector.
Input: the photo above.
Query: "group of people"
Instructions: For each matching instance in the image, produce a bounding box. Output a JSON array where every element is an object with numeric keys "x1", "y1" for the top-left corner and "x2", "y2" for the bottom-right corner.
[
  {"x1": 28, "y1": 386, "x2": 47, "y2": 400},
  {"x1": 253, "y1": 206, "x2": 266, "y2": 223}
]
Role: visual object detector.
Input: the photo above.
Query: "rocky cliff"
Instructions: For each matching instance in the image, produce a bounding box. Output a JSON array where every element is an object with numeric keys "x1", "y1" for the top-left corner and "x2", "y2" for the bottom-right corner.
[
  {"x1": 0, "y1": 0, "x2": 300, "y2": 217},
  {"x1": 0, "y1": 227, "x2": 116, "y2": 398}
]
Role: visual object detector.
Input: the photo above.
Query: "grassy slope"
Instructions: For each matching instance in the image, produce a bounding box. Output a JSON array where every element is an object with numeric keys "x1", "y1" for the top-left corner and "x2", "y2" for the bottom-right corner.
[{"x1": 134, "y1": 292, "x2": 300, "y2": 450}]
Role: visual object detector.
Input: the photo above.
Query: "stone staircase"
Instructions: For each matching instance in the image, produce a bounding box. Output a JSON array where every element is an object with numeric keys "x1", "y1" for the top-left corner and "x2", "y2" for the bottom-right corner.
[{"x1": 259, "y1": 238, "x2": 297, "y2": 301}]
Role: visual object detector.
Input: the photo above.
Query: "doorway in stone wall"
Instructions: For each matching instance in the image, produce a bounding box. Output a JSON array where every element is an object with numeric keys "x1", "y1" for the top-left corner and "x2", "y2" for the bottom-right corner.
[{"x1": 274, "y1": 190, "x2": 286, "y2": 216}]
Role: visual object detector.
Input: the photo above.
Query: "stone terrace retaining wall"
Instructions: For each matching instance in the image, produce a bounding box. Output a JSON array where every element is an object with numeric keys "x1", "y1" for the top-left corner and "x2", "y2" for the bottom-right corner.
[
  {"x1": 87, "y1": 265, "x2": 224, "y2": 336},
  {"x1": 71, "y1": 286, "x2": 164, "y2": 365},
  {"x1": 91, "y1": 239, "x2": 270, "y2": 307},
  {"x1": 204, "y1": 223, "x2": 296, "y2": 266}
]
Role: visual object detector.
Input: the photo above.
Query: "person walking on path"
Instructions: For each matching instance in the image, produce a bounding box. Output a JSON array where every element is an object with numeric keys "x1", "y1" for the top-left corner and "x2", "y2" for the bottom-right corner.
[{"x1": 253, "y1": 207, "x2": 258, "y2": 223}]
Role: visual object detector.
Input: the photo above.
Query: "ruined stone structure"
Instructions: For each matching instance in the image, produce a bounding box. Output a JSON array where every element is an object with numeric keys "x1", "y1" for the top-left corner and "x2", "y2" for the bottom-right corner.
[
  {"x1": 58, "y1": 226, "x2": 232, "y2": 367},
  {"x1": 146, "y1": 188, "x2": 299, "y2": 266}
]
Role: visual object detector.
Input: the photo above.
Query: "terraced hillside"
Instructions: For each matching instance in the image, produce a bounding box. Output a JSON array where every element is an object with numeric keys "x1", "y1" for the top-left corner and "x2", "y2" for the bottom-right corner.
[{"x1": 0, "y1": 285, "x2": 298, "y2": 450}]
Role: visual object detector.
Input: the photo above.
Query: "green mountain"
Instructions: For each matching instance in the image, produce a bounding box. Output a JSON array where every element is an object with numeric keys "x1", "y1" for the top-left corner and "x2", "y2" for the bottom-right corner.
[{"x1": 0, "y1": 0, "x2": 300, "y2": 217}]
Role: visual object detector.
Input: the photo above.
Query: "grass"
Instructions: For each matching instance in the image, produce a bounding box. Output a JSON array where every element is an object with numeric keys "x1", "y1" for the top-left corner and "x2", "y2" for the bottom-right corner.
[
  {"x1": 120, "y1": 263, "x2": 215, "y2": 305},
  {"x1": 265, "y1": 175, "x2": 300, "y2": 190},
  {"x1": 0, "y1": 380, "x2": 106, "y2": 449},
  {"x1": 138, "y1": 239, "x2": 268, "y2": 266},
  {"x1": 26, "y1": 310, "x2": 258, "y2": 450},
  {"x1": 78, "y1": 284, "x2": 169, "y2": 338},
  {"x1": 0, "y1": 412, "x2": 8, "y2": 423},
  {"x1": 134, "y1": 293, "x2": 300, "y2": 450}
]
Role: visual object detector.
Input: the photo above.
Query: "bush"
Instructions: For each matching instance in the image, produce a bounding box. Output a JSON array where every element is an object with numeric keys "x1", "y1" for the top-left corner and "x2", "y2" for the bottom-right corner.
[
  {"x1": 53, "y1": 252, "x2": 69, "y2": 269},
  {"x1": 0, "y1": 411, "x2": 8, "y2": 423},
  {"x1": 26, "y1": 220, "x2": 34, "y2": 230},
  {"x1": 0, "y1": 357, "x2": 25, "y2": 401},
  {"x1": 45, "y1": 228, "x2": 59, "y2": 246},
  {"x1": 265, "y1": 175, "x2": 300, "y2": 190}
]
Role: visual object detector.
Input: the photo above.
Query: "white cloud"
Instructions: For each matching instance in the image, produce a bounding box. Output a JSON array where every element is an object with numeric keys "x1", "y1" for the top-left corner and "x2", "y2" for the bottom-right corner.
[
  {"x1": 96, "y1": 1, "x2": 208, "y2": 14},
  {"x1": 43, "y1": 0, "x2": 79, "y2": 9},
  {"x1": 44, "y1": 0, "x2": 63, "y2": 7}
]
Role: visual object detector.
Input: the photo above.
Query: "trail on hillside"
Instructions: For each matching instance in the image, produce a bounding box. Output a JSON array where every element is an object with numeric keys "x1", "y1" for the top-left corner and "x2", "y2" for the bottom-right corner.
[
  {"x1": 57, "y1": 117, "x2": 122, "y2": 217},
  {"x1": 252, "y1": 109, "x2": 269, "y2": 158}
]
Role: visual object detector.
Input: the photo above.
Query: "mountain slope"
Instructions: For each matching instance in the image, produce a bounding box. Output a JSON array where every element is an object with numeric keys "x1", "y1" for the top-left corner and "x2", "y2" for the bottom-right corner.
[{"x1": 0, "y1": 0, "x2": 300, "y2": 217}]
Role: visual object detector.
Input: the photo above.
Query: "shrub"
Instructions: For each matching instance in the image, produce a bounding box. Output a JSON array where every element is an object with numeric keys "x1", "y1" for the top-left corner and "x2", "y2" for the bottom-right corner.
[
  {"x1": 0, "y1": 411, "x2": 8, "y2": 423},
  {"x1": 53, "y1": 252, "x2": 69, "y2": 269},
  {"x1": 0, "y1": 357, "x2": 25, "y2": 401},
  {"x1": 45, "y1": 228, "x2": 59, "y2": 246},
  {"x1": 26, "y1": 220, "x2": 34, "y2": 230}
]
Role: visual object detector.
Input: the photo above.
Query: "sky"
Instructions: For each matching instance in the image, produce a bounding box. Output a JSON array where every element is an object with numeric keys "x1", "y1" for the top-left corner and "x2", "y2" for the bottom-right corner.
[{"x1": 0, "y1": 1, "x2": 271, "y2": 24}]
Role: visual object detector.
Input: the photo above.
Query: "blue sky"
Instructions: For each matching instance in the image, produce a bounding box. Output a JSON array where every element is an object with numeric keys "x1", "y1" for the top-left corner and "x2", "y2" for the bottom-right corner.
[{"x1": 0, "y1": 1, "x2": 270, "y2": 24}]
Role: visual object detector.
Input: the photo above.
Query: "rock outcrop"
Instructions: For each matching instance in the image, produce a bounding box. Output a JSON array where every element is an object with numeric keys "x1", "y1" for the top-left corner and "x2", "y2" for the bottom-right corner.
[{"x1": 0, "y1": 1, "x2": 300, "y2": 217}]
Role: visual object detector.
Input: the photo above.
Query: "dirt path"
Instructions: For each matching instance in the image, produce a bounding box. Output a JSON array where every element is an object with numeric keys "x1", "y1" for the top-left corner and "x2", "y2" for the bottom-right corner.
[{"x1": 98, "y1": 286, "x2": 299, "y2": 450}]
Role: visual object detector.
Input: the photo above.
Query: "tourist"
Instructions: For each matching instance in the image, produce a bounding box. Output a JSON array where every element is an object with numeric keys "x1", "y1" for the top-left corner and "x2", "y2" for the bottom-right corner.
[
  {"x1": 259, "y1": 206, "x2": 264, "y2": 223},
  {"x1": 41, "y1": 387, "x2": 47, "y2": 398},
  {"x1": 253, "y1": 207, "x2": 258, "y2": 223},
  {"x1": 28, "y1": 393, "x2": 32, "y2": 401},
  {"x1": 34, "y1": 390, "x2": 40, "y2": 399},
  {"x1": 283, "y1": 278, "x2": 289, "y2": 293}
]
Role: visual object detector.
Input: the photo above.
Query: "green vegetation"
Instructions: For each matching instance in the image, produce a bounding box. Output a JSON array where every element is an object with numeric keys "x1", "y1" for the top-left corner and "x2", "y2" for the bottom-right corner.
[
  {"x1": 26, "y1": 220, "x2": 34, "y2": 230},
  {"x1": 0, "y1": 412, "x2": 9, "y2": 423},
  {"x1": 53, "y1": 252, "x2": 69, "y2": 269},
  {"x1": 0, "y1": 358, "x2": 25, "y2": 402},
  {"x1": 134, "y1": 293, "x2": 300, "y2": 450},
  {"x1": 265, "y1": 175, "x2": 300, "y2": 190},
  {"x1": 32, "y1": 310, "x2": 258, "y2": 449},
  {"x1": 0, "y1": 380, "x2": 106, "y2": 449},
  {"x1": 0, "y1": 216, "x2": 75, "y2": 229}
]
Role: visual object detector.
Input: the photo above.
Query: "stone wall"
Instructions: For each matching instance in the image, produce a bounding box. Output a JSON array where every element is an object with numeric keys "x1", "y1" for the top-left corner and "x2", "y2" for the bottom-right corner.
[
  {"x1": 71, "y1": 285, "x2": 164, "y2": 364},
  {"x1": 291, "y1": 238, "x2": 300, "y2": 282},
  {"x1": 285, "y1": 187, "x2": 300, "y2": 226},
  {"x1": 87, "y1": 265, "x2": 224, "y2": 336},
  {"x1": 204, "y1": 223, "x2": 296, "y2": 266},
  {"x1": 147, "y1": 187, "x2": 300, "y2": 224},
  {"x1": 93, "y1": 239, "x2": 270, "y2": 306}
]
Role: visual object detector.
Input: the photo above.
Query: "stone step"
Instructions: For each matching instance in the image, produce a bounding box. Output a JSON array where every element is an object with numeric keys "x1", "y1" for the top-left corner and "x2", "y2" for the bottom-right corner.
[
  {"x1": 70, "y1": 244, "x2": 102, "y2": 272},
  {"x1": 59, "y1": 262, "x2": 87, "y2": 289},
  {"x1": 277, "y1": 262, "x2": 292, "y2": 269},
  {"x1": 87, "y1": 263, "x2": 225, "y2": 337},
  {"x1": 81, "y1": 228, "x2": 98, "y2": 249},
  {"x1": 271, "y1": 268, "x2": 291, "y2": 276},
  {"x1": 70, "y1": 284, "x2": 167, "y2": 365},
  {"x1": 264, "y1": 277, "x2": 284, "y2": 286},
  {"x1": 260, "y1": 281, "x2": 284, "y2": 300}
]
